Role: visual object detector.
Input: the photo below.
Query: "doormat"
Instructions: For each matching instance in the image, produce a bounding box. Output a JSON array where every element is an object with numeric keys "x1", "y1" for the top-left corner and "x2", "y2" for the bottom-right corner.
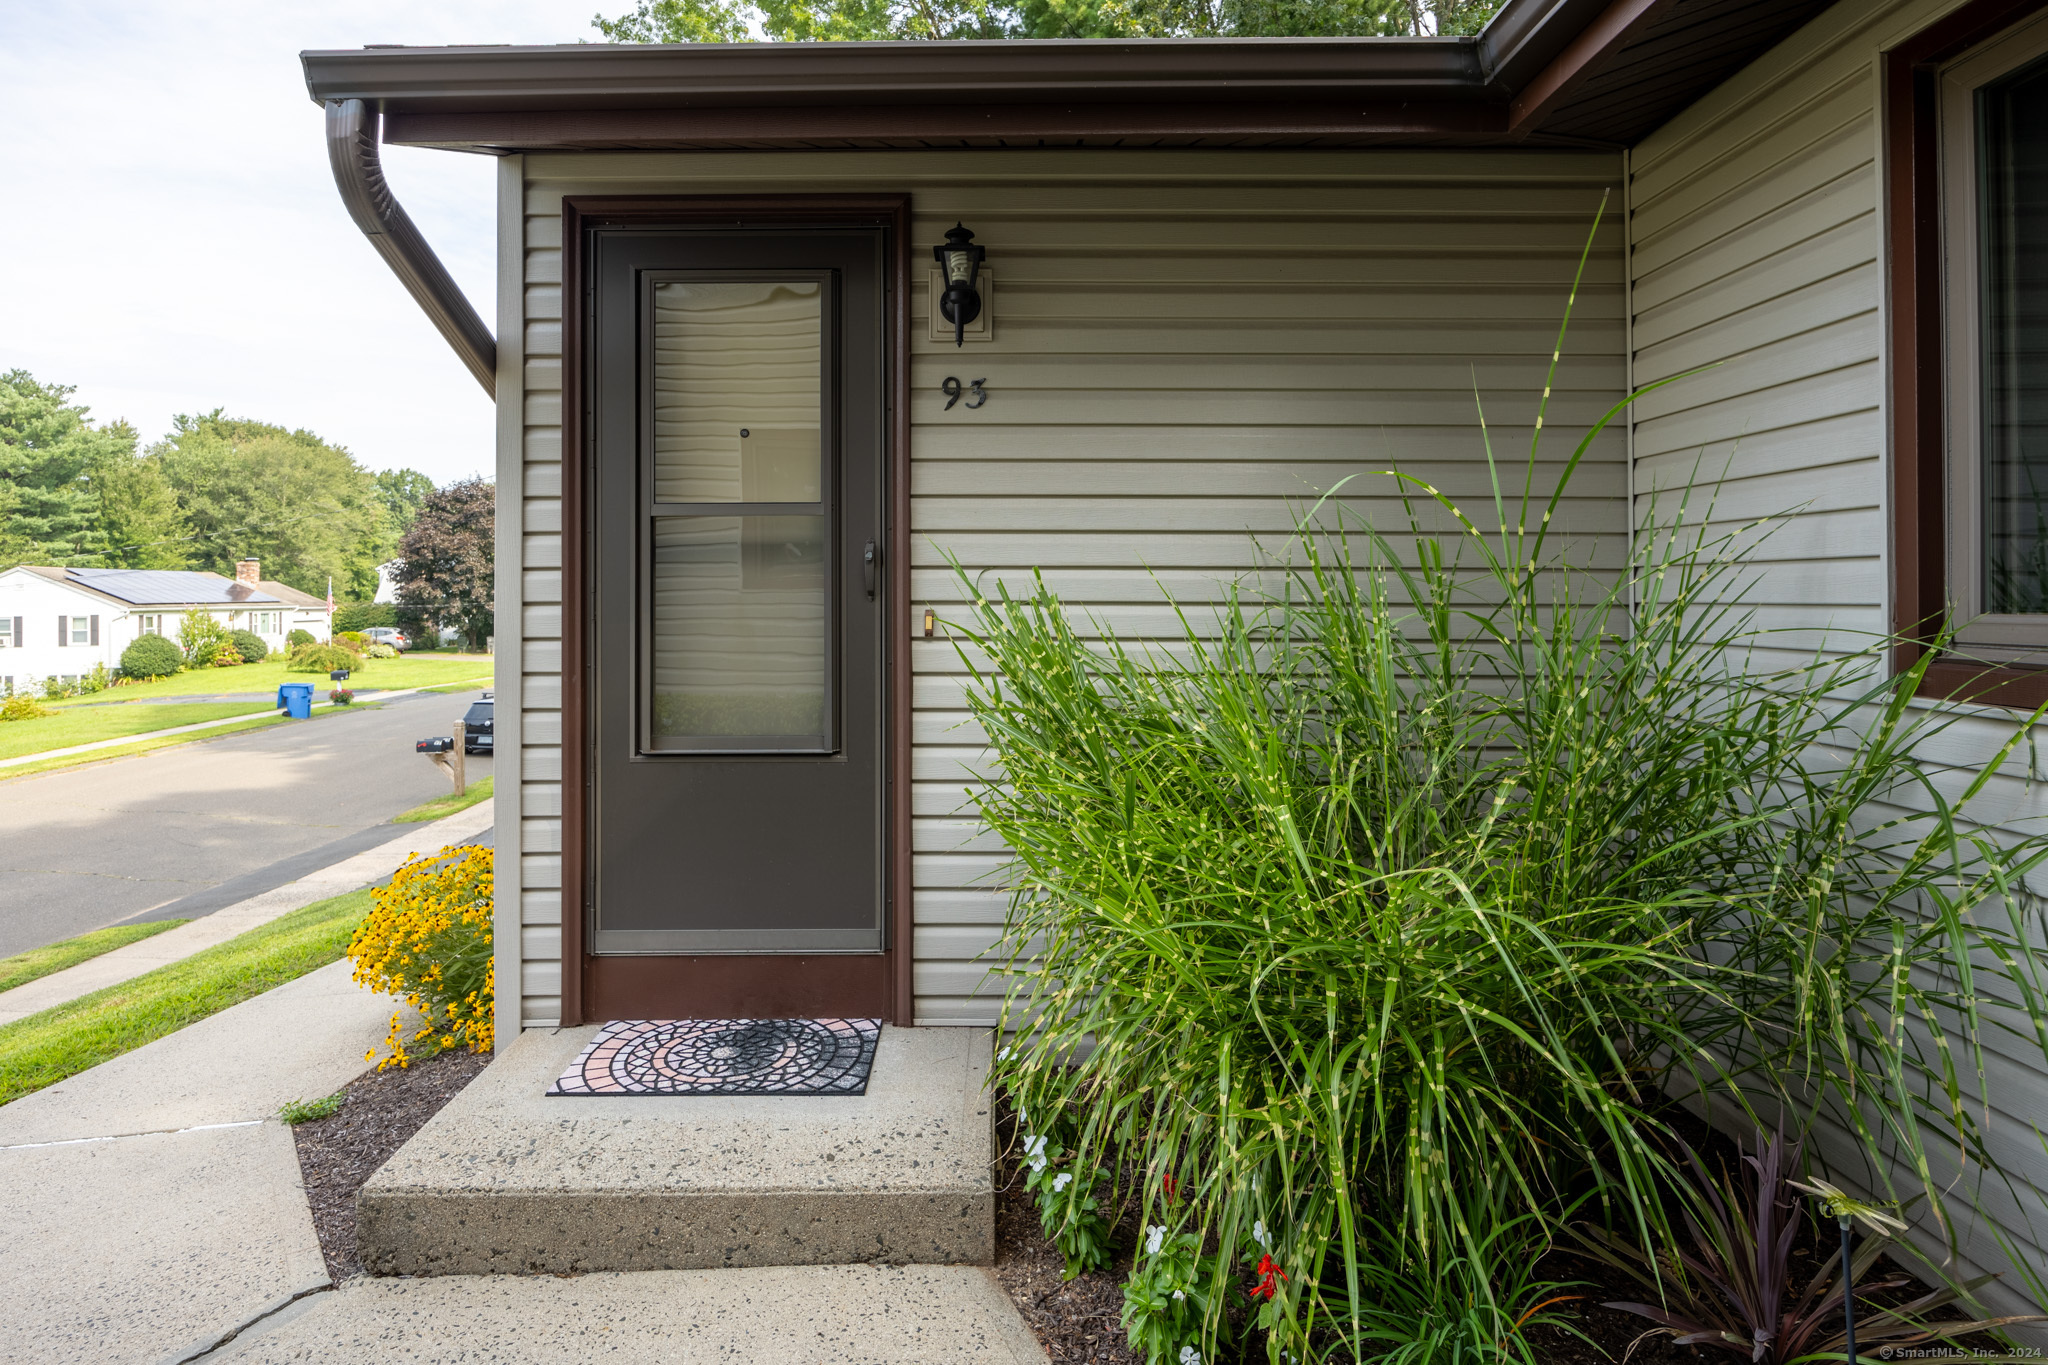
[{"x1": 546, "y1": 1017, "x2": 881, "y2": 1097}]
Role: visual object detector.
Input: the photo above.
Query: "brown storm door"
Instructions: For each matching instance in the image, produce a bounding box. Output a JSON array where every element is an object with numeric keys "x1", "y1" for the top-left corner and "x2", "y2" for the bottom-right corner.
[{"x1": 578, "y1": 207, "x2": 895, "y2": 1021}]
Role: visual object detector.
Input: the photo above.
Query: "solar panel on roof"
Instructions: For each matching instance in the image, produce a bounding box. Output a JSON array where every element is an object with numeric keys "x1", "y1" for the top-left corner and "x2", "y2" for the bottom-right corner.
[{"x1": 65, "y1": 568, "x2": 281, "y2": 605}]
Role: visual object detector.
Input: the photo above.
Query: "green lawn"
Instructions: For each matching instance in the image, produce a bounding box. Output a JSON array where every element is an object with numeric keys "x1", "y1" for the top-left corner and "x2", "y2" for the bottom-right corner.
[
  {"x1": 0, "y1": 701, "x2": 273, "y2": 761},
  {"x1": 50, "y1": 653, "x2": 493, "y2": 705},
  {"x1": 0, "y1": 888, "x2": 372, "y2": 1106},
  {"x1": 0, "y1": 920, "x2": 189, "y2": 994},
  {"x1": 394, "y1": 773, "x2": 494, "y2": 824}
]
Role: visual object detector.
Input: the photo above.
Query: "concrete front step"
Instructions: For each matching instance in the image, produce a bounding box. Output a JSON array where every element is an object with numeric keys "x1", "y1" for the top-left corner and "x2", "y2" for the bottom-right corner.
[{"x1": 357, "y1": 1024, "x2": 994, "y2": 1276}]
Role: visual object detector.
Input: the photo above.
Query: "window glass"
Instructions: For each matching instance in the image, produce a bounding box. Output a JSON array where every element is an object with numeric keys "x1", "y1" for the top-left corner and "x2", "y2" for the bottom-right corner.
[
  {"x1": 649, "y1": 516, "x2": 827, "y2": 746},
  {"x1": 651, "y1": 281, "x2": 822, "y2": 504},
  {"x1": 1979, "y1": 54, "x2": 2048, "y2": 612},
  {"x1": 71, "y1": 617, "x2": 89, "y2": 645}
]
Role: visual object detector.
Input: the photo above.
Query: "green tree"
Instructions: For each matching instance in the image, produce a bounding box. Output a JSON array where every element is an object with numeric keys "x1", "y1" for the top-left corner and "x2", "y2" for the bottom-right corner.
[
  {"x1": 392, "y1": 478, "x2": 495, "y2": 651},
  {"x1": 95, "y1": 453, "x2": 191, "y2": 569},
  {"x1": 151, "y1": 412, "x2": 393, "y2": 600},
  {"x1": 374, "y1": 468, "x2": 436, "y2": 539},
  {"x1": 593, "y1": 0, "x2": 1492, "y2": 40},
  {"x1": 0, "y1": 371, "x2": 134, "y2": 569}
]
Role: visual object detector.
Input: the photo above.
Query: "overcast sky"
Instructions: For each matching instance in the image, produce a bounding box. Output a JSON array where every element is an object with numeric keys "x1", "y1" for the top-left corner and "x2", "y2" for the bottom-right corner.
[{"x1": 0, "y1": 1, "x2": 599, "y2": 487}]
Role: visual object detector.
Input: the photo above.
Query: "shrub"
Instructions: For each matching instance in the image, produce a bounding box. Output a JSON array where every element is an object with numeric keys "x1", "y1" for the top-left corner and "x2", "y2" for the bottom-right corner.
[
  {"x1": 78, "y1": 663, "x2": 110, "y2": 694},
  {"x1": 329, "y1": 687, "x2": 354, "y2": 705},
  {"x1": 332, "y1": 601, "x2": 394, "y2": 633},
  {"x1": 228, "y1": 629, "x2": 268, "y2": 664},
  {"x1": 120, "y1": 635, "x2": 184, "y2": 680},
  {"x1": 39, "y1": 675, "x2": 76, "y2": 700},
  {"x1": 286, "y1": 628, "x2": 315, "y2": 649},
  {"x1": 967, "y1": 217, "x2": 2048, "y2": 1359},
  {"x1": 363, "y1": 642, "x2": 398, "y2": 659},
  {"x1": 348, "y1": 844, "x2": 493, "y2": 1070},
  {"x1": 334, "y1": 631, "x2": 371, "y2": 652},
  {"x1": 0, "y1": 692, "x2": 50, "y2": 722},
  {"x1": 178, "y1": 608, "x2": 230, "y2": 665},
  {"x1": 210, "y1": 651, "x2": 242, "y2": 667},
  {"x1": 287, "y1": 643, "x2": 358, "y2": 674}
]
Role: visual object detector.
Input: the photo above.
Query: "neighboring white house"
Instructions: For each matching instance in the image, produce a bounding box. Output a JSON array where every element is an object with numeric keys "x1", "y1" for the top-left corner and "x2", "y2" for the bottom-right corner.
[{"x1": 0, "y1": 558, "x2": 328, "y2": 693}]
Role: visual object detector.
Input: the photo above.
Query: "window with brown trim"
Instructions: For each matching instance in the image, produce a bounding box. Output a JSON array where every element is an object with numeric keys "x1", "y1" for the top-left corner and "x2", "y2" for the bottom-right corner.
[{"x1": 1889, "y1": 0, "x2": 2048, "y2": 708}]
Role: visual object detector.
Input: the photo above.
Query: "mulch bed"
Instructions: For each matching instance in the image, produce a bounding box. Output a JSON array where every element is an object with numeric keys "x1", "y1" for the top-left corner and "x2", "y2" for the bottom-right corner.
[
  {"x1": 290, "y1": 1047, "x2": 492, "y2": 1282},
  {"x1": 993, "y1": 1096, "x2": 1147, "y2": 1364},
  {"x1": 990, "y1": 1094, "x2": 1996, "y2": 1365}
]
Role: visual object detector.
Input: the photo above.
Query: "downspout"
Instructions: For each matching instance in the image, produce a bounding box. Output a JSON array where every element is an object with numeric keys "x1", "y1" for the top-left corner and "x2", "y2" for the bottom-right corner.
[{"x1": 324, "y1": 98, "x2": 496, "y2": 397}]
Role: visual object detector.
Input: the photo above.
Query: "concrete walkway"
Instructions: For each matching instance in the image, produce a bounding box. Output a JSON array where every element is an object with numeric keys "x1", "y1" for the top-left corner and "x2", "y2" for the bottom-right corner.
[
  {"x1": 0, "y1": 887, "x2": 1046, "y2": 1363},
  {"x1": 0, "y1": 960, "x2": 401, "y2": 1365},
  {"x1": 215, "y1": 1265, "x2": 1047, "y2": 1363},
  {"x1": 0, "y1": 798, "x2": 496, "y2": 1027}
]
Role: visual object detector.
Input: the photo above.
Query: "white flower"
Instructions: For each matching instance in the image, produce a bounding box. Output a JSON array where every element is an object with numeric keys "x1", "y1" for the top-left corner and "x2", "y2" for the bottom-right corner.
[
  {"x1": 1179, "y1": 1347, "x2": 1202, "y2": 1365},
  {"x1": 1145, "y1": 1224, "x2": 1167, "y2": 1256},
  {"x1": 1022, "y1": 1134, "x2": 1047, "y2": 1161},
  {"x1": 1171, "y1": 1289, "x2": 1185, "y2": 1301},
  {"x1": 1052, "y1": 1172, "x2": 1072, "y2": 1193},
  {"x1": 1028, "y1": 1154, "x2": 1047, "y2": 1175},
  {"x1": 1252, "y1": 1219, "x2": 1270, "y2": 1249}
]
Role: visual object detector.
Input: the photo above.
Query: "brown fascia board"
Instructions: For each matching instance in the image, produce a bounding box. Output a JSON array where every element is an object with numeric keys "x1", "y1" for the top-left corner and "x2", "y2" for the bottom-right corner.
[{"x1": 378, "y1": 100, "x2": 1514, "y2": 151}]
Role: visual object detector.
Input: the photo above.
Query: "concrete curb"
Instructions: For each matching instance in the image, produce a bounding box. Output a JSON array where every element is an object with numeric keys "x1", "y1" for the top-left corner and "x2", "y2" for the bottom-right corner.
[
  {"x1": 0, "y1": 674, "x2": 493, "y2": 772},
  {"x1": 0, "y1": 798, "x2": 495, "y2": 1026}
]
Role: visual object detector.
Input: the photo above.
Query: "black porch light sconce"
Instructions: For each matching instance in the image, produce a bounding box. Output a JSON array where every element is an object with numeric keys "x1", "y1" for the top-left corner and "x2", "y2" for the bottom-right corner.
[{"x1": 933, "y1": 223, "x2": 986, "y2": 347}]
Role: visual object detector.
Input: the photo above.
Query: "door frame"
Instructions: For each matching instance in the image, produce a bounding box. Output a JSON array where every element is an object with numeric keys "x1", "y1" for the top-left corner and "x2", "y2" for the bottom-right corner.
[{"x1": 559, "y1": 194, "x2": 913, "y2": 1027}]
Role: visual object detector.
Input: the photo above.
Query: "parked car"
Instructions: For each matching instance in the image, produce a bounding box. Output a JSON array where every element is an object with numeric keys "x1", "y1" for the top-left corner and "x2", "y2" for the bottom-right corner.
[
  {"x1": 463, "y1": 695, "x2": 494, "y2": 755},
  {"x1": 365, "y1": 627, "x2": 409, "y2": 651}
]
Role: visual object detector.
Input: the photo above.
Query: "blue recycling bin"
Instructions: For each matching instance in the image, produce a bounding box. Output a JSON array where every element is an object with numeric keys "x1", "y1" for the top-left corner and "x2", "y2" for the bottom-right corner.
[{"x1": 276, "y1": 683, "x2": 313, "y2": 720}]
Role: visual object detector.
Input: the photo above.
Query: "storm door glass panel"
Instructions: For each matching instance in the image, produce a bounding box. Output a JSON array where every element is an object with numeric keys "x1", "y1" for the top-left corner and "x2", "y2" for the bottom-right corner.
[
  {"x1": 650, "y1": 517, "x2": 827, "y2": 746},
  {"x1": 652, "y1": 281, "x2": 822, "y2": 502},
  {"x1": 647, "y1": 276, "x2": 832, "y2": 752},
  {"x1": 1979, "y1": 54, "x2": 2048, "y2": 613}
]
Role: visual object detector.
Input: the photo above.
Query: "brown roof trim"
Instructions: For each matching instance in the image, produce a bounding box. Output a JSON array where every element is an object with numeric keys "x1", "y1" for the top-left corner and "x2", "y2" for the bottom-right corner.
[
  {"x1": 303, "y1": 37, "x2": 1495, "y2": 115},
  {"x1": 384, "y1": 98, "x2": 1516, "y2": 151},
  {"x1": 299, "y1": 0, "x2": 1839, "y2": 151},
  {"x1": 1507, "y1": 0, "x2": 1664, "y2": 134}
]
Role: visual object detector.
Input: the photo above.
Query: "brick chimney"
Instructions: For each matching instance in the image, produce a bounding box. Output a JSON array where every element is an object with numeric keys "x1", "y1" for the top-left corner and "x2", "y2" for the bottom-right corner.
[{"x1": 235, "y1": 558, "x2": 260, "y2": 586}]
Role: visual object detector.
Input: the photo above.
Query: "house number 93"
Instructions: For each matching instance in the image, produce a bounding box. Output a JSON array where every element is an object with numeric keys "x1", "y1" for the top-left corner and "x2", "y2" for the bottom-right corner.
[{"x1": 941, "y1": 376, "x2": 987, "y2": 411}]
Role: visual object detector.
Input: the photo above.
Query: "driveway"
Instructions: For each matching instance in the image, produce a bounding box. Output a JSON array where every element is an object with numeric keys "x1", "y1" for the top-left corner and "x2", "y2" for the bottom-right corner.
[{"x1": 0, "y1": 689, "x2": 494, "y2": 958}]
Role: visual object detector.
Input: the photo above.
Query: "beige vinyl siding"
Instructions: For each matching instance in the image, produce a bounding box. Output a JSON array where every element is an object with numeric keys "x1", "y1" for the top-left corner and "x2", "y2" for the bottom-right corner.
[
  {"x1": 513, "y1": 148, "x2": 1625, "y2": 1030},
  {"x1": 1628, "y1": 0, "x2": 2048, "y2": 1321}
]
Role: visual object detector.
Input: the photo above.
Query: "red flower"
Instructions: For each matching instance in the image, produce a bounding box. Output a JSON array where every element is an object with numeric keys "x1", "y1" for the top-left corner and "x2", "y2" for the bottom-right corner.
[
  {"x1": 1252, "y1": 1253, "x2": 1287, "y2": 1301},
  {"x1": 1162, "y1": 1173, "x2": 1179, "y2": 1203}
]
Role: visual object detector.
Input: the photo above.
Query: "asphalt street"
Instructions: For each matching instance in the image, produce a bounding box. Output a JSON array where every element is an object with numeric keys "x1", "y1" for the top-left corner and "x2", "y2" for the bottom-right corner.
[{"x1": 0, "y1": 688, "x2": 494, "y2": 959}]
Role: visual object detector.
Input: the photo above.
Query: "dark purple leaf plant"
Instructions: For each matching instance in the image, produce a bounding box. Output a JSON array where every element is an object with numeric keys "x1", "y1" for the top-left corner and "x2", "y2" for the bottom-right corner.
[{"x1": 1573, "y1": 1130, "x2": 2042, "y2": 1364}]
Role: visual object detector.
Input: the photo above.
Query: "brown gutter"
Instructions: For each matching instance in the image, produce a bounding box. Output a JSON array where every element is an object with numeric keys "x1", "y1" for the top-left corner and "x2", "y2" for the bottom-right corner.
[
  {"x1": 303, "y1": 37, "x2": 1493, "y2": 114},
  {"x1": 324, "y1": 97, "x2": 496, "y2": 397}
]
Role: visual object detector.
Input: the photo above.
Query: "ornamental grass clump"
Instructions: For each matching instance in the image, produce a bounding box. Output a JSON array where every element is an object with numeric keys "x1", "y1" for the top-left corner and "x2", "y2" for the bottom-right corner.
[
  {"x1": 348, "y1": 844, "x2": 493, "y2": 1070},
  {"x1": 960, "y1": 213, "x2": 2048, "y2": 1363}
]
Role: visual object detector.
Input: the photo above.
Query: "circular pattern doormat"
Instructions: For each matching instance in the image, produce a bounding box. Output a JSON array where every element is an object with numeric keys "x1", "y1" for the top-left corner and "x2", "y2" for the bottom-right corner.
[{"x1": 546, "y1": 1017, "x2": 882, "y2": 1097}]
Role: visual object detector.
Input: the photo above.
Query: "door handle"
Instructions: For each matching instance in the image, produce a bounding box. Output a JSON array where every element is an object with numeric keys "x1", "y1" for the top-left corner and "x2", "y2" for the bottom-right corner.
[{"x1": 862, "y1": 539, "x2": 879, "y2": 599}]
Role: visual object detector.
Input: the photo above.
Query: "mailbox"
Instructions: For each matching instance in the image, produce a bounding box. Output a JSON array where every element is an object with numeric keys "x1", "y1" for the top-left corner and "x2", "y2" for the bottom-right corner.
[{"x1": 416, "y1": 736, "x2": 454, "y2": 754}]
